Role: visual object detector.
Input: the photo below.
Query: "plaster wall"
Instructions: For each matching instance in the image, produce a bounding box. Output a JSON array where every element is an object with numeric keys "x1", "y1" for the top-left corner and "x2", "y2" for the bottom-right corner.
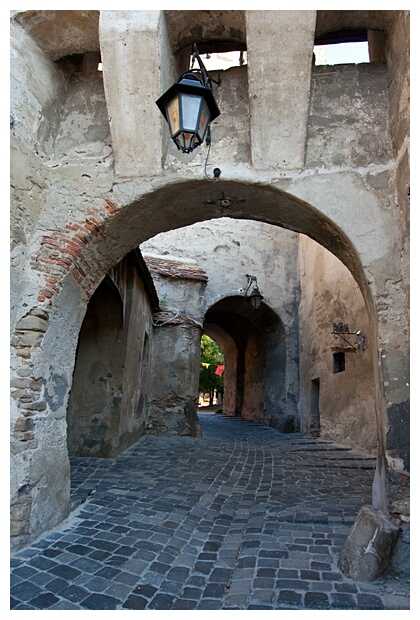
[
  {"x1": 298, "y1": 236, "x2": 376, "y2": 454},
  {"x1": 67, "y1": 278, "x2": 126, "y2": 457},
  {"x1": 67, "y1": 261, "x2": 154, "y2": 457},
  {"x1": 144, "y1": 269, "x2": 207, "y2": 323},
  {"x1": 10, "y1": 18, "x2": 66, "y2": 158},
  {"x1": 151, "y1": 325, "x2": 200, "y2": 401},
  {"x1": 246, "y1": 10, "x2": 316, "y2": 170},
  {"x1": 383, "y1": 11, "x2": 410, "y2": 469},
  {"x1": 141, "y1": 219, "x2": 299, "y2": 331},
  {"x1": 242, "y1": 325, "x2": 265, "y2": 422},
  {"x1": 99, "y1": 11, "x2": 173, "y2": 177},
  {"x1": 118, "y1": 269, "x2": 153, "y2": 452},
  {"x1": 205, "y1": 323, "x2": 238, "y2": 416},
  {"x1": 307, "y1": 63, "x2": 392, "y2": 169},
  {"x1": 52, "y1": 55, "x2": 112, "y2": 180},
  {"x1": 9, "y1": 10, "x2": 409, "y2": 550},
  {"x1": 10, "y1": 20, "x2": 65, "y2": 328}
]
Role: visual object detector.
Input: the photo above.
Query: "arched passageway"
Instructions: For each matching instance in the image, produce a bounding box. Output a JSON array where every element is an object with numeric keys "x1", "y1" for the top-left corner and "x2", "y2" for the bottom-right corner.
[
  {"x1": 10, "y1": 6, "x2": 409, "y2": 578},
  {"x1": 11, "y1": 179, "x2": 389, "y2": 550},
  {"x1": 204, "y1": 296, "x2": 289, "y2": 429}
]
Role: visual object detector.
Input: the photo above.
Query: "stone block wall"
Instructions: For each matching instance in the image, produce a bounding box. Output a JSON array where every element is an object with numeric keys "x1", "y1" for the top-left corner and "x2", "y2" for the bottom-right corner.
[{"x1": 147, "y1": 313, "x2": 203, "y2": 437}]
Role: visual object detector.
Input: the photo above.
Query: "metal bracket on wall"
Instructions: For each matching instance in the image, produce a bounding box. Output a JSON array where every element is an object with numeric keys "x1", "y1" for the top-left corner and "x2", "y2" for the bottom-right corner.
[{"x1": 332, "y1": 321, "x2": 367, "y2": 351}]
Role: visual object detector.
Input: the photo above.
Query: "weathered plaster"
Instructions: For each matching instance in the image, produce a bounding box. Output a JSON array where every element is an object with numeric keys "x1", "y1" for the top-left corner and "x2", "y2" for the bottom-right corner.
[
  {"x1": 99, "y1": 11, "x2": 172, "y2": 177},
  {"x1": 10, "y1": 10, "x2": 409, "y2": 551},
  {"x1": 298, "y1": 236, "x2": 376, "y2": 454}
]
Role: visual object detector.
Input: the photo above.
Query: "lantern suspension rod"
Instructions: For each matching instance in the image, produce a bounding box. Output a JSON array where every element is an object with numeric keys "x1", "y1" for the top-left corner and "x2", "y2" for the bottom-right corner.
[
  {"x1": 245, "y1": 274, "x2": 258, "y2": 295},
  {"x1": 189, "y1": 44, "x2": 221, "y2": 174},
  {"x1": 190, "y1": 43, "x2": 221, "y2": 90}
]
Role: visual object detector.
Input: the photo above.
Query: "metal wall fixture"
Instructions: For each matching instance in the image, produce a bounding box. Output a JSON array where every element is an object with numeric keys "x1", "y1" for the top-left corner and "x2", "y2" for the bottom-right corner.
[
  {"x1": 156, "y1": 43, "x2": 221, "y2": 154},
  {"x1": 245, "y1": 274, "x2": 264, "y2": 309},
  {"x1": 332, "y1": 321, "x2": 367, "y2": 350}
]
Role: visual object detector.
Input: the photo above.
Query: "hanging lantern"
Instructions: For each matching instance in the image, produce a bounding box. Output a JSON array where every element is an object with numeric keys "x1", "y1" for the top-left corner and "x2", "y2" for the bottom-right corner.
[
  {"x1": 244, "y1": 274, "x2": 264, "y2": 310},
  {"x1": 156, "y1": 47, "x2": 220, "y2": 154},
  {"x1": 249, "y1": 285, "x2": 264, "y2": 309}
]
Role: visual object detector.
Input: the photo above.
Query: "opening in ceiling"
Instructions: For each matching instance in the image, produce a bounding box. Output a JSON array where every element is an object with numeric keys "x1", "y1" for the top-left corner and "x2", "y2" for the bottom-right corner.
[
  {"x1": 314, "y1": 29, "x2": 370, "y2": 66},
  {"x1": 193, "y1": 50, "x2": 247, "y2": 72},
  {"x1": 314, "y1": 41, "x2": 370, "y2": 66}
]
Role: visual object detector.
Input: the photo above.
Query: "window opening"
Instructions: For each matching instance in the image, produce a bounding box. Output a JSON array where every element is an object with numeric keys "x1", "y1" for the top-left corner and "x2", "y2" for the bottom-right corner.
[
  {"x1": 192, "y1": 50, "x2": 247, "y2": 72},
  {"x1": 314, "y1": 41, "x2": 369, "y2": 66},
  {"x1": 314, "y1": 29, "x2": 370, "y2": 66},
  {"x1": 333, "y1": 351, "x2": 346, "y2": 374}
]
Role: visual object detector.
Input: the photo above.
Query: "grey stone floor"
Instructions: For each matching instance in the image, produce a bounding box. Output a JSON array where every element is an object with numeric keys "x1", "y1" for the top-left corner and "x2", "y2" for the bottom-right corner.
[{"x1": 10, "y1": 412, "x2": 410, "y2": 611}]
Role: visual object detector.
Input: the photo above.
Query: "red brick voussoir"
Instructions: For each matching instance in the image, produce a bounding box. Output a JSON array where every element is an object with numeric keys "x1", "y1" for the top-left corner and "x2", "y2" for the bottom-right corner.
[{"x1": 32, "y1": 197, "x2": 121, "y2": 304}]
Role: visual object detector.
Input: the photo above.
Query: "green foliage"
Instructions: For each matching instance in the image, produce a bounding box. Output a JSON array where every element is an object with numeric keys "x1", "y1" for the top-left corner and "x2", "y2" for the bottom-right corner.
[{"x1": 199, "y1": 335, "x2": 224, "y2": 396}]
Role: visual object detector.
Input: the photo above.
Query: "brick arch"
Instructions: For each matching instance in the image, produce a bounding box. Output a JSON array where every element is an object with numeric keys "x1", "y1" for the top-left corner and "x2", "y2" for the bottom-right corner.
[
  {"x1": 11, "y1": 177, "x2": 387, "y2": 551},
  {"x1": 16, "y1": 178, "x2": 381, "y2": 431},
  {"x1": 31, "y1": 179, "x2": 374, "y2": 310}
]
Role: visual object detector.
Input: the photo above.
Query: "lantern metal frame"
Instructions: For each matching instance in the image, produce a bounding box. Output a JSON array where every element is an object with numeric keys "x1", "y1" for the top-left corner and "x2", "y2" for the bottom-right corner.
[{"x1": 156, "y1": 44, "x2": 221, "y2": 154}]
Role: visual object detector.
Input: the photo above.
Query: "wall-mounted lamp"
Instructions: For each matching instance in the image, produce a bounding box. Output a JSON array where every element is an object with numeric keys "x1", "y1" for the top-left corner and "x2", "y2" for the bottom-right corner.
[
  {"x1": 332, "y1": 321, "x2": 366, "y2": 350},
  {"x1": 245, "y1": 274, "x2": 264, "y2": 309},
  {"x1": 156, "y1": 43, "x2": 221, "y2": 154}
]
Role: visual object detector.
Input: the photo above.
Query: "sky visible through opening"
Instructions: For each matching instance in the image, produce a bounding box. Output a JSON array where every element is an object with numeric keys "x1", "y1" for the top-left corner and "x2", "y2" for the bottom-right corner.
[
  {"x1": 97, "y1": 42, "x2": 371, "y2": 72},
  {"x1": 314, "y1": 41, "x2": 370, "y2": 66},
  {"x1": 198, "y1": 41, "x2": 370, "y2": 71}
]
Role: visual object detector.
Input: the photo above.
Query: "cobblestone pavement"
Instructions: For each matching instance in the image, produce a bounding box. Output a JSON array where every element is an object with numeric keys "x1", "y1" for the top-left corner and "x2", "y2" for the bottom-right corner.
[{"x1": 10, "y1": 413, "x2": 410, "y2": 611}]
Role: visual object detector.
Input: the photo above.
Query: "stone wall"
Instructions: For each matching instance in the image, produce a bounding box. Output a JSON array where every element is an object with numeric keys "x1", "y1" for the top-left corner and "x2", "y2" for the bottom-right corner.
[
  {"x1": 67, "y1": 253, "x2": 156, "y2": 457},
  {"x1": 298, "y1": 236, "x2": 376, "y2": 454},
  {"x1": 147, "y1": 314, "x2": 203, "y2": 437},
  {"x1": 307, "y1": 63, "x2": 392, "y2": 169}
]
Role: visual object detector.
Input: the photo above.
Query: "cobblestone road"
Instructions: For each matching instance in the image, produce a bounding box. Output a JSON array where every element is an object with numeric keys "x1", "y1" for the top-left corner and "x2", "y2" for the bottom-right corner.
[{"x1": 10, "y1": 413, "x2": 410, "y2": 610}]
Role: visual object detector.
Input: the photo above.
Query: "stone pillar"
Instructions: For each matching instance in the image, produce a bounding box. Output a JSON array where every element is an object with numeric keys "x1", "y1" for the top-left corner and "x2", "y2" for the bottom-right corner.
[
  {"x1": 99, "y1": 10, "x2": 173, "y2": 177},
  {"x1": 368, "y1": 30, "x2": 386, "y2": 62},
  {"x1": 245, "y1": 10, "x2": 316, "y2": 170},
  {"x1": 147, "y1": 314, "x2": 202, "y2": 437}
]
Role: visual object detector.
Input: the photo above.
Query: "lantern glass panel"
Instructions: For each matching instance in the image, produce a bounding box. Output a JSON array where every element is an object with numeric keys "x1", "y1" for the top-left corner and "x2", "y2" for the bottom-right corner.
[
  {"x1": 197, "y1": 100, "x2": 211, "y2": 142},
  {"x1": 167, "y1": 96, "x2": 180, "y2": 137},
  {"x1": 250, "y1": 288, "x2": 262, "y2": 309},
  {"x1": 180, "y1": 93, "x2": 202, "y2": 132}
]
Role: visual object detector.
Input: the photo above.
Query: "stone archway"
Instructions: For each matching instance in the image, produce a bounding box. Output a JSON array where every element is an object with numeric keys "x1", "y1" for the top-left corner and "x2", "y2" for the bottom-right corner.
[
  {"x1": 204, "y1": 296, "x2": 289, "y2": 429},
  {"x1": 11, "y1": 178, "x2": 389, "y2": 550}
]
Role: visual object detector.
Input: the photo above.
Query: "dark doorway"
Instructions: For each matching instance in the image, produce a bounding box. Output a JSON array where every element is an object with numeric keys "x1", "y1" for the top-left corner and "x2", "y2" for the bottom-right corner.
[{"x1": 310, "y1": 378, "x2": 321, "y2": 437}]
